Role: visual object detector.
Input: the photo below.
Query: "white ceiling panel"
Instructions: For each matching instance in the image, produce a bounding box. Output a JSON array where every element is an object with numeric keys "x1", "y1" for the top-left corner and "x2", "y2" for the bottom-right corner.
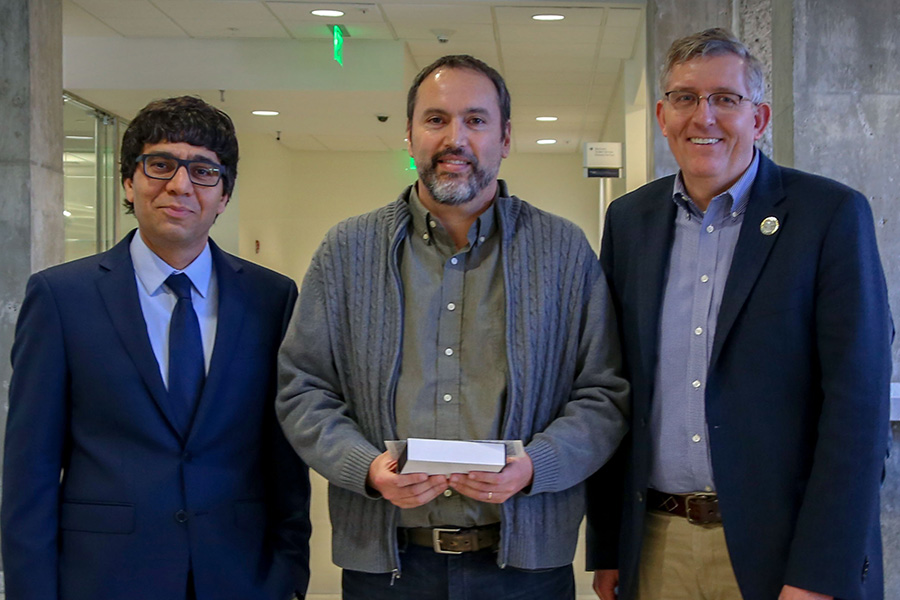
[
  {"x1": 498, "y1": 24, "x2": 601, "y2": 47},
  {"x1": 392, "y1": 22, "x2": 495, "y2": 42},
  {"x1": 100, "y1": 18, "x2": 188, "y2": 37},
  {"x1": 381, "y1": 4, "x2": 493, "y2": 25},
  {"x1": 179, "y1": 20, "x2": 291, "y2": 38},
  {"x1": 153, "y1": 0, "x2": 275, "y2": 22},
  {"x1": 63, "y1": 0, "x2": 121, "y2": 36},
  {"x1": 63, "y1": 0, "x2": 647, "y2": 153},
  {"x1": 494, "y1": 6, "x2": 607, "y2": 27}
]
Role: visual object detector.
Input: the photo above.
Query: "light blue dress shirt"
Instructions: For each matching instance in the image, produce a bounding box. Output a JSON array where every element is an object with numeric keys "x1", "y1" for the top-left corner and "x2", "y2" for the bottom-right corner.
[
  {"x1": 648, "y1": 150, "x2": 760, "y2": 494},
  {"x1": 130, "y1": 231, "x2": 218, "y2": 388}
]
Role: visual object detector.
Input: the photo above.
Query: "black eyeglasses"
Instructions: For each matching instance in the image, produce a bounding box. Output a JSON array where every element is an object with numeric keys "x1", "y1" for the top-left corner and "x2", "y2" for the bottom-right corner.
[
  {"x1": 664, "y1": 91, "x2": 755, "y2": 113},
  {"x1": 135, "y1": 153, "x2": 225, "y2": 187}
]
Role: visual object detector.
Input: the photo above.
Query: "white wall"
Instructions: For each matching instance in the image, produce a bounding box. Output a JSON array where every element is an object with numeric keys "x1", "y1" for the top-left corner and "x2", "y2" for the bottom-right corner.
[{"x1": 233, "y1": 135, "x2": 605, "y2": 597}]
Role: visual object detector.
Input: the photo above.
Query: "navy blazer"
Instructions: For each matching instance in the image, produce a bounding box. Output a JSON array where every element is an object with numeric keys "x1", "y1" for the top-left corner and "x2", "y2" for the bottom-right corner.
[
  {"x1": 586, "y1": 154, "x2": 892, "y2": 600},
  {"x1": 2, "y1": 232, "x2": 311, "y2": 600}
]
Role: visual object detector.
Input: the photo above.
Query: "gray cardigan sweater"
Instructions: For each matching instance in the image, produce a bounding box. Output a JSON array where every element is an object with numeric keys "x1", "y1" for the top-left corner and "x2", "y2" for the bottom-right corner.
[{"x1": 277, "y1": 183, "x2": 629, "y2": 574}]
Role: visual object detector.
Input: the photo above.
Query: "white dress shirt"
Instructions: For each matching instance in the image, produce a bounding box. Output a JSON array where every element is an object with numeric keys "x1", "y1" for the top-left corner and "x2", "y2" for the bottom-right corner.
[{"x1": 130, "y1": 231, "x2": 219, "y2": 388}]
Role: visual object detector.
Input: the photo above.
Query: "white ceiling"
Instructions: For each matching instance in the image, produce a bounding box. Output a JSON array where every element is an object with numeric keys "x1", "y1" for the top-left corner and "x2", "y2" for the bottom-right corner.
[{"x1": 63, "y1": 0, "x2": 645, "y2": 153}]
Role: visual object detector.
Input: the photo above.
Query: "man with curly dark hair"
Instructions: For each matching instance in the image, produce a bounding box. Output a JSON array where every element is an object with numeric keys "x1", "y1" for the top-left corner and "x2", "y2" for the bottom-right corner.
[{"x1": 2, "y1": 96, "x2": 311, "y2": 600}]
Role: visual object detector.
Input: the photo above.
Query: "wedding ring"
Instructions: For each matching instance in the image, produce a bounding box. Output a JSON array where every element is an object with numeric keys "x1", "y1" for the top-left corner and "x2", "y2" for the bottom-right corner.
[{"x1": 488, "y1": 491, "x2": 493, "y2": 501}]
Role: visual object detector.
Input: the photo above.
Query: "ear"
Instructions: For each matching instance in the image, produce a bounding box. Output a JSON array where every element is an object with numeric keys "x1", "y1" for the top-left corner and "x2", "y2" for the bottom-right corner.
[
  {"x1": 753, "y1": 102, "x2": 772, "y2": 140},
  {"x1": 124, "y1": 178, "x2": 135, "y2": 208},
  {"x1": 406, "y1": 123, "x2": 413, "y2": 157},
  {"x1": 655, "y1": 99, "x2": 668, "y2": 137},
  {"x1": 217, "y1": 193, "x2": 230, "y2": 215},
  {"x1": 500, "y1": 121, "x2": 511, "y2": 159}
]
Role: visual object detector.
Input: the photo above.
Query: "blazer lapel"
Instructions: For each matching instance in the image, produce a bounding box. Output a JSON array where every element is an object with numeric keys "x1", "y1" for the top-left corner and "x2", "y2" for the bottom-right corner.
[
  {"x1": 710, "y1": 154, "x2": 788, "y2": 368},
  {"x1": 186, "y1": 241, "x2": 246, "y2": 440},
  {"x1": 97, "y1": 232, "x2": 185, "y2": 438},
  {"x1": 635, "y1": 193, "x2": 677, "y2": 384}
]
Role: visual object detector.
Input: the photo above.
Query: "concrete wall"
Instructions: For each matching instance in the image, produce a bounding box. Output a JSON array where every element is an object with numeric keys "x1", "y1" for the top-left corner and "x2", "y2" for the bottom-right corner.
[{"x1": 788, "y1": 1, "x2": 900, "y2": 596}]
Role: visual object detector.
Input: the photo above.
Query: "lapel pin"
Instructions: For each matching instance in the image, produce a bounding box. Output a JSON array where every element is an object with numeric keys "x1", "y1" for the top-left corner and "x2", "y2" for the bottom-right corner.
[{"x1": 760, "y1": 216, "x2": 780, "y2": 236}]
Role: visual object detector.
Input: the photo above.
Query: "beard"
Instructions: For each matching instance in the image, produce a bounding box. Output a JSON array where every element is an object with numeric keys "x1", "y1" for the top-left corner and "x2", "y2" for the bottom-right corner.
[{"x1": 417, "y1": 147, "x2": 500, "y2": 206}]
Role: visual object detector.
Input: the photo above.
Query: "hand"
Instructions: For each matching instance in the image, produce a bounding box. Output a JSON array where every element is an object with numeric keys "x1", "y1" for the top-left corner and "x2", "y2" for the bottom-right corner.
[
  {"x1": 593, "y1": 569, "x2": 618, "y2": 600},
  {"x1": 448, "y1": 454, "x2": 534, "y2": 503},
  {"x1": 366, "y1": 451, "x2": 449, "y2": 508},
  {"x1": 778, "y1": 585, "x2": 832, "y2": 600}
]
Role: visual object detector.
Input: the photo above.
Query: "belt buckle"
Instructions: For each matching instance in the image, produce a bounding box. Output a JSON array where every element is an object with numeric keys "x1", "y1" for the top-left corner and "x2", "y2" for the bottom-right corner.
[
  {"x1": 685, "y1": 493, "x2": 718, "y2": 525},
  {"x1": 432, "y1": 528, "x2": 462, "y2": 554}
]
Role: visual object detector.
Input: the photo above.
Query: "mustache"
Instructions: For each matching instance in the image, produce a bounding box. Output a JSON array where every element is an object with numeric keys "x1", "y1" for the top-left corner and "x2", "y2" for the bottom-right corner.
[{"x1": 431, "y1": 147, "x2": 478, "y2": 168}]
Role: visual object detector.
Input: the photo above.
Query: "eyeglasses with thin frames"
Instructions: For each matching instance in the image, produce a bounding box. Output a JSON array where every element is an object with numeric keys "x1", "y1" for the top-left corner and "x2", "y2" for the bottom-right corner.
[
  {"x1": 664, "y1": 91, "x2": 756, "y2": 113},
  {"x1": 135, "y1": 153, "x2": 225, "y2": 187}
]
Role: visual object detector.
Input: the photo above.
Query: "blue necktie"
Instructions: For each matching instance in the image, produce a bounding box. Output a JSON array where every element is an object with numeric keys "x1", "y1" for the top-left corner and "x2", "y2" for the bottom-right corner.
[{"x1": 166, "y1": 273, "x2": 205, "y2": 435}]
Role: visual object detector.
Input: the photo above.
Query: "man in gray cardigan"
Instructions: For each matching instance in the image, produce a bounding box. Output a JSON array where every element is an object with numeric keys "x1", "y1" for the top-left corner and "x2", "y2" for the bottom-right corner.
[{"x1": 277, "y1": 54, "x2": 629, "y2": 600}]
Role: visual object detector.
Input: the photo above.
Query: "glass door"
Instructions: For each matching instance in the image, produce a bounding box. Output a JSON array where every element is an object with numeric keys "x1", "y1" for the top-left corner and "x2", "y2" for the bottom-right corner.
[{"x1": 63, "y1": 94, "x2": 126, "y2": 261}]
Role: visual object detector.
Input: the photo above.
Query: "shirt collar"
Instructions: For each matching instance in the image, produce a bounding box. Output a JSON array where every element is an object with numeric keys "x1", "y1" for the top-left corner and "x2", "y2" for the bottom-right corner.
[
  {"x1": 130, "y1": 230, "x2": 213, "y2": 298},
  {"x1": 407, "y1": 183, "x2": 498, "y2": 251},
  {"x1": 672, "y1": 148, "x2": 760, "y2": 217}
]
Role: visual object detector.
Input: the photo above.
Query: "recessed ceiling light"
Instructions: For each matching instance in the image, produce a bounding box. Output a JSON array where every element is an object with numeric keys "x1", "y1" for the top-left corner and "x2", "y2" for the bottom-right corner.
[
  {"x1": 311, "y1": 9, "x2": 344, "y2": 18},
  {"x1": 66, "y1": 135, "x2": 93, "y2": 140},
  {"x1": 252, "y1": 110, "x2": 279, "y2": 116},
  {"x1": 532, "y1": 14, "x2": 565, "y2": 21},
  {"x1": 535, "y1": 116, "x2": 558, "y2": 122},
  {"x1": 536, "y1": 139, "x2": 557, "y2": 145}
]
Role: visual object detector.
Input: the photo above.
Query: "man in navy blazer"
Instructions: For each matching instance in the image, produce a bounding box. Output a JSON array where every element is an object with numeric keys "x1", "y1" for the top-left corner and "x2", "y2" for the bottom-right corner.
[
  {"x1": 586, "y1": 29, "x2": 892, "y2": 600},
  {"x1": 1, "y1": 96, "x2": 311, "y2": 599}
]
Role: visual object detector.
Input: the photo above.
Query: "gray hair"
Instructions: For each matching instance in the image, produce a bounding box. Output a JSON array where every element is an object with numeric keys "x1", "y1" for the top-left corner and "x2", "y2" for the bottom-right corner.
[{"x1": 659, "y1": 28, "x2": 766, "y2": 104}]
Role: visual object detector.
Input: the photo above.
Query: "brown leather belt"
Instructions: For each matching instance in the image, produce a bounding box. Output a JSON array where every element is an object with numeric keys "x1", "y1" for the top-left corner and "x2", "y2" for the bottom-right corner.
[
  {"x1": 402, "y1": 524, "x2": 501, "y2": 554},
  {"x1": 646, "y1": 488, "x2": 721, "y2": 525}
]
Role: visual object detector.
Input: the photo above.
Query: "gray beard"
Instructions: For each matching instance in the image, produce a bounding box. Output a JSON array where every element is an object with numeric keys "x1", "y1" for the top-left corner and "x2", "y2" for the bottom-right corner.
[{"x1": 417, "y1": 152, "x2": 499, "y2": 206}]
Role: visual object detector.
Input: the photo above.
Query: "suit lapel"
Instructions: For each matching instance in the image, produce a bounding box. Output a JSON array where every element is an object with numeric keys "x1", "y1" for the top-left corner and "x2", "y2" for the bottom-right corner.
[
  {"x1": 710, "y1": 154, "x2": 788, "y2": 368},
  {"x1": 187, "y1": 241, "x2": 246, "y2": 440},
  {"x1": 97, "y1": 232, "x2": 185, "y2": 438},
  {"x1": 635, "y1": 192, "x2": 677, "y2": 384}
]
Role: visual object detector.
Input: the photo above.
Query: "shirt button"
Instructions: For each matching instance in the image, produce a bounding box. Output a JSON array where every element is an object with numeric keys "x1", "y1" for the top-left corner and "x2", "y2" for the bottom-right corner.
[
  {"x1": 694, "y1": 327, "x2": 703, "y2": 335},
  {"x1": 443, "y1": 489, "x2": 453, "y2": 497},
  {"x1": 692, "y1": 434, "x2": 701, "y2": 443},
  {"x1": 444, "y1": 348, "x2": 454, "y2": 356},
  {"x1": 430, "y1": 220, "x2": 437, "y2": 228},
  {"x1": 692, "y1": 380, "x2": 702, "y2": 389},
  {"x1": 706, "y1": 225, "x2": 715, "y2": 233},
  {"x1": 174, "y1": 510, "x2": 188, "y2": 523},
  {"x1": 700, "y1": 275, "x2": 709, "y2": 283},
  {"x1": 731, "y1": 211, "x2": 738, "y2": 218},
  {"x1": 423, "y1": 233, "x2": 429, "y2": 241},
  {"x1": 447, "y1": 303, "x2": 456, "y2": 311},
  {"x1": 479, "y1": 236, "x2": 485, "y2": 243},
  {"x1": 450, "y1": 257, "x2": 458, "y2": 265},
  {"x1": 443, "y1": 394, "x2": 452, "y2": 402}
]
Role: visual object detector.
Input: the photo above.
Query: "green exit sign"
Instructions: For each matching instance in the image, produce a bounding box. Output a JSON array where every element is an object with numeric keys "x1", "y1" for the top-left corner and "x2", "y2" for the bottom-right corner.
[{"x1": 333, "y1": 25, "x2": 343, "y2": 66}]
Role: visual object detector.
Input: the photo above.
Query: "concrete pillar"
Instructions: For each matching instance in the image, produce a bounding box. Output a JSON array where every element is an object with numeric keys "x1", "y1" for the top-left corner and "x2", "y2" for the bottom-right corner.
[
  {"x1": 788, "y1": 1, "x2": 900, "y2": 596},
  {"x1": 0, "y1": 0, "x2": 64, "y2": 578},
  {"x1": 647, "y1": 0, "x2": 900, "y2": 594}
]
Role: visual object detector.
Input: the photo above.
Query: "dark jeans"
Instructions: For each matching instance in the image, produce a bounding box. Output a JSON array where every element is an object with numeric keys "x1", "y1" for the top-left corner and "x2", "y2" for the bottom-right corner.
[{"x1": 342, "y1": 544, "x2": 575, "y2": 600}]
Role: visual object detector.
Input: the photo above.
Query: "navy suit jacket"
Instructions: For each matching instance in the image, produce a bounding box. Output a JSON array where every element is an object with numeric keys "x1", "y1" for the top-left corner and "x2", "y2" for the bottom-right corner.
[
  {"x1": 2, "y1": 231, "x2": 311, "y2": 600},
  {"x1": 586, "y1": 154, "x2": 892, "y2": 600}
]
